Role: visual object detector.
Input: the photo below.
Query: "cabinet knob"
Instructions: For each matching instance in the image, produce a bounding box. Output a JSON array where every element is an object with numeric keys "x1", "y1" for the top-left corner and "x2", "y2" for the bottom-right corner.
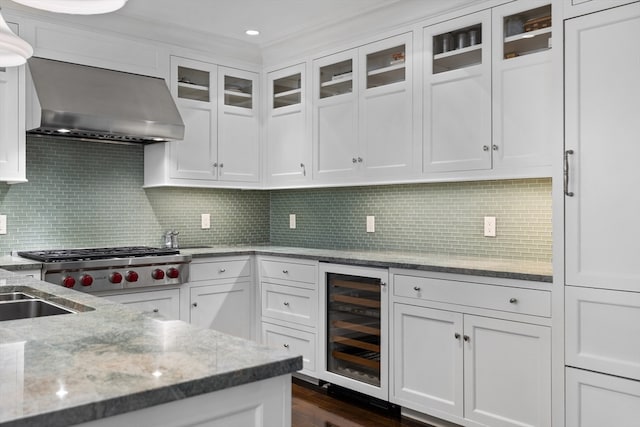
[
  {"x1": 483, "y1": 145, "x2": 490, "y2": 151},
  {"x1": 509, "y1": 297, "x2": 518, "y2": 304},
  {"x1": 153, "y1": 308, "x2": 159, "y2": 313},
  {"x1": 352, "y1": 158, "x2": 358, "y2": 163},
  {"x1": 213, "y1": 162, "x2": 218, "y2": 168},
  {"x1": 192, "y1": 302, "x2": 198, "y2": 308},
  {"x1": 492, "y1": 144, "x2": 498, "y2": 151},
  {"x1": 455, "y1": 333, "x2": 461, "y2": 339},
  {"x1": 380, "y1": 281, "x2": 387, "y2": 287},
  {"x1": 357, "y1": 157, "x2": 363, "y2": 163},
  {"x1": 219, "y1": 268, "x2": 226, "y2": 273},
  {"x1": 282, "y1": 269, "x2": 289, "y2": 274},
  {"x1": 413, "y1": 286, "x2": 421, "y2": 291},
  {"x1": 463, "y1": 335, "x2": 470, "y2": 342},
  {"x1": 283, "y1": 344, "x2": 289, "y2": 349},
  {"x1": 283, "y1": 301, "x2": 290, "y2": 306},
  {"x1": 219, "y1": 163, "x2": 224, "y2": 168}
]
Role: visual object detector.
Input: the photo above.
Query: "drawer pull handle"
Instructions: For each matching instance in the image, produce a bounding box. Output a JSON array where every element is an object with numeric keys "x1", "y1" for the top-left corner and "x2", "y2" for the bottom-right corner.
[
  {"x1": 413, "y1": 286, "x2": 421, "y2": 291},
  {"x1": 219, "y1": 268, "x2": 226, "y2": 273},
  {"x1": 282, "y1": 270, "x2": 289, "y2": 274},
  {"x1": 153, "y1": 308, "x2": 159, "y2": 313},
  {"x1": 509, "y1": 298, "x2": 518, "y2": 304},
  {"x1": 454, "y1": 333, "x2": 461, "y2": 340},
  {"x1": 463, "y1": 335, "x2": 470, "y2": 342},
  {"x1": 283, "y1": 302, "x2": 290, "y2": 306},
  {"x1": 283, "y1": 344, "x2": 289, "y2": 348}
]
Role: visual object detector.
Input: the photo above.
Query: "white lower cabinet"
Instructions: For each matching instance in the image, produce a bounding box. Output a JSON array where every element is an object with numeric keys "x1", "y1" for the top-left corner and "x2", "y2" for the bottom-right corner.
[
  {"x1": 185, "y1": 256, "x2": 255, "y2": 340},
  {"x1": 189, "y1": 282, "x2": 253, "y2": 340},
  {"x1": 566, "y1": 367, "x2": 640, "y2": 427},
  {"x1": 391, "y1": 271, "x2": 551, "y2": 427},
  {"x1": 106, "y1": 289, "x2": 180, "y2": 320},
  {"x1": 258, "y1": 256, "x2": 318, "y2": 378}
]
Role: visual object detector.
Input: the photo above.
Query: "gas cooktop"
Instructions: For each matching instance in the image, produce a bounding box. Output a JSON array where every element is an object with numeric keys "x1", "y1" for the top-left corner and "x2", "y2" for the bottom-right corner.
[{"x1": 18, "y1": 246, "x2": 179, "y2": 263}]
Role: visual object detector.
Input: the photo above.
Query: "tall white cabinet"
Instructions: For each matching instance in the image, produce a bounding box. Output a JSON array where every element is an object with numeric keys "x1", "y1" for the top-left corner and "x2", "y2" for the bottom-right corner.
[{"x1": 564, "y1": 3, "x2": 640, "y2": 425}]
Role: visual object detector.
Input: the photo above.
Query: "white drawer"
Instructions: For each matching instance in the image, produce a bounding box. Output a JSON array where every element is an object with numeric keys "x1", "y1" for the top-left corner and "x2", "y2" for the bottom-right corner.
[
  {"x1": 261, "y1": 282, "x2": 317, "y2": 327},
  {"x1": 394, "y1": 274, "x2": 551, "y2": 317},
  {"x1": 262, "y1": 322, "x2": 316, "y2": 375},
  {"x1": 190, "y1": 258, "x2": 252, "y2": 282},
  {"x1": 260, "y1": 258, "x2": 317, "y2": 287},
  {"x1": 566, "y1": 286, "x2": 640, "y2": 381}
]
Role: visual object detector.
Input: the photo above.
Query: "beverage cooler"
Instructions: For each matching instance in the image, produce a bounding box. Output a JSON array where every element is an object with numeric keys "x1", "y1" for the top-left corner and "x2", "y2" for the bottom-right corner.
[{"x1": 319, "y1": 263, "x2": 389, "y2": 400}]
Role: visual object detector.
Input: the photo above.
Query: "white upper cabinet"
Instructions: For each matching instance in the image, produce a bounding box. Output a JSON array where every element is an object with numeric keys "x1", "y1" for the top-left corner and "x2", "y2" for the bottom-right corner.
[
  {"x1": 266, "y1": 63, "x2": 310, "y2": 186},
  {"x1": 0, "y1": 22, "x2": 26, "y2": 183},
  {"x1": 565, "y1": 2, "x2": 640, "y2": 292},
  {"x1": 492, "y1": 1, "x2": 553, "y2": 172},
  {"x1": 218, "y1": 66, "x2": 260, "y2": 182},
  {"x1": 145, "y1": 57, "x2": 260, "y2": 188},
  {"x1": 423, "y1": 11, "x2": 492, "y2": 174},
  {"x1": 564, "y1": 0, "x2": 639, "y2": 19},
  {"x1": 313, "y1": 33, "x2": 416, "y2": 184}
]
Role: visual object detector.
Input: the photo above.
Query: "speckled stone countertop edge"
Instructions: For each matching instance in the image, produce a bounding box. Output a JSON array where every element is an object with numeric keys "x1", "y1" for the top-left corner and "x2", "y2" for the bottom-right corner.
[{"x1": 4, "y1": 358, "x2": 302, "y2": 427}]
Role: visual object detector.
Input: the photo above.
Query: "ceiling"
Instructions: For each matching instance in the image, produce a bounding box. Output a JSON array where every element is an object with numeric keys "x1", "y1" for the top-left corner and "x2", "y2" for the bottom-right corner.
[{"x1": 114, "y1": 0, "x2": 472, "y2": 48}]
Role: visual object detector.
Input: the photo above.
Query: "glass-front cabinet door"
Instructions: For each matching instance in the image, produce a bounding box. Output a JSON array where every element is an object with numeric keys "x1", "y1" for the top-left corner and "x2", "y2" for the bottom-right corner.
[
  {"x1": 424, "y1": 11, "x2": 492, "y2": 174},
  {"x1": 267, "y1": 63, "x2": 310, "y2": 185}
]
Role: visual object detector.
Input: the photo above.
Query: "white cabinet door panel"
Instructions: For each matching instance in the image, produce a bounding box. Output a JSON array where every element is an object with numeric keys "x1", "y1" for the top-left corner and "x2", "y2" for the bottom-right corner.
[
  {"x1": 392, "y1": 304, "x2": 463, "y2": 418},
  {"x1": 107, "y1": 289, "x2": 180, "y2": 320},
  {"x1": 464, "y1": 315, "x2": 551, "y2": 427},
  {"x1": 315, "y1": 100, "x2": 358, "y2": 180},
  {"x1": 565, "y1": 3, "x2": 640, "y2": 292},
  {"x1": 170, "y1": 106, "x2": 216, "y2": 180},
  {"x1": 218, "y1": 110, "x2": 260, "y2": 182},
  {"x1": 190, "y1": 282, "x2": 252, "y2": 339},
  {"x1": 566, "y1": 367, "x2": 640, "y2": 427},
  {"x1": 566, "y1": 286, "x2": 640, "y2": 381},
  {"x1": 262, "y1": 322, "x2": 315, "y2": 374}
]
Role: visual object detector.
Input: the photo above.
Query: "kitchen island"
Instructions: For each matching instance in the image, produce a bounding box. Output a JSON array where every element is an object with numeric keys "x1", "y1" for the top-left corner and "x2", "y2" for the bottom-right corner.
[{"x1": 0, "y1": 270, "x2": 302, "y2": 427}]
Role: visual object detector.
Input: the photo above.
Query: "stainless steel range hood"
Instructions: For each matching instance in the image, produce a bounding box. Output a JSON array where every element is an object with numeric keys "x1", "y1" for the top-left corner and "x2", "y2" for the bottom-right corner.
[{"x1": 26, "y1": 57, "x2": 185, "y2": 144}]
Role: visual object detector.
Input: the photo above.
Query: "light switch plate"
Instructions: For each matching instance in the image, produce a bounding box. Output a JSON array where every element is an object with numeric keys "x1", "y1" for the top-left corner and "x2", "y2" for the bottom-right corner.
[
  {"x1": 0, "y1": 215, "x2": 6, "y2": 235},
  {"x1": 366, "y1": 216, "x2": 375, "y2": 233},
  {"x1": 201, "y1": 213, "x2": 211, "y2": 229},
  {"x1": 484, "y1": 216, "x2": 496, "y2": 237},
  {"x1": 289, "y1": 214, "x2": 296, "y2": 229}
]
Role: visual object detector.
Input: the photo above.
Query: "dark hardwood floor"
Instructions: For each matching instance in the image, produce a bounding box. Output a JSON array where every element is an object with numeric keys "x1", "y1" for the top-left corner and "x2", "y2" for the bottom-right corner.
[{"x1": 292, "y1": 379, "x2": 433, "y2": 427}]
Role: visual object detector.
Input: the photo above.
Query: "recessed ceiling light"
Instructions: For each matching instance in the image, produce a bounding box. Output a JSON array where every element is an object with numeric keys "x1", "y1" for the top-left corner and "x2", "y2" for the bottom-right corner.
[{"x1": 245, "y1": 29, "x2": 260, "y2": 36}]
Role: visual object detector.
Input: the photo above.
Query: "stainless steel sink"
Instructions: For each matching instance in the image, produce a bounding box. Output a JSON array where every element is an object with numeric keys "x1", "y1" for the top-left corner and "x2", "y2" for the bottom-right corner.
[
  {"x1": 0, "y1": 298, "x2": 76, "y2": 321},
  {"x1": 0, "y1": 292, "x2": 36, "y2": 301}
]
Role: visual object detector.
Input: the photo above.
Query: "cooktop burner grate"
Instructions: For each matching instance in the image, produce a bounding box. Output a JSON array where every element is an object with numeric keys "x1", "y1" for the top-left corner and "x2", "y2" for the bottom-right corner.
[{"x1": 18, "y1": 246, "x2": 180, "y2": 263}]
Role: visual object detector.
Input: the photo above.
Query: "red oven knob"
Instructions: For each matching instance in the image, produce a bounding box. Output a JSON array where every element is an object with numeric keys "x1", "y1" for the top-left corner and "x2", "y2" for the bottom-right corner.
[
  {"x1": 166, "y1": 267, "x2": 180, "y2": 279},
  {"x1": 125, "y1": 271, "x2": 139, "y2": 282},
  {"x1": 61, "y1": 276, "x2": 75, "y2": 288},
  {"x1": 152, "y1": 269, "x2": 165, "y2": 280},
  {"x1": 80, "y1": 274, "x2": 93, "y2": 287},
  {"x1": 109, "y1": 272, "x2": 123, "y2": 284}
]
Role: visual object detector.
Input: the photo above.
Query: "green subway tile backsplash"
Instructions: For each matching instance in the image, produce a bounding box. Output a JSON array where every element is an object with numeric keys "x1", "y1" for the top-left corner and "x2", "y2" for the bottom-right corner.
[
  {"x1": 269, "y1": 179, "x2": 552, "y2": 262},
  {"x1": 0, "y1": 137, "x2": 269, "y2": 253},
  {"x1": 0, "y1": 137, "x2": 551, "y2": 263}
]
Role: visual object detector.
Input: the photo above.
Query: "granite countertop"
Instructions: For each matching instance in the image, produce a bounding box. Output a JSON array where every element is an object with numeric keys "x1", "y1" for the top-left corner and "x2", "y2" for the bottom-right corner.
[
  {"x1": 0, "y1": 271, "x2": 302, "y2": 427},
  {"x1": 183, "y1": 246, "x2": 553, "y2": 283}
]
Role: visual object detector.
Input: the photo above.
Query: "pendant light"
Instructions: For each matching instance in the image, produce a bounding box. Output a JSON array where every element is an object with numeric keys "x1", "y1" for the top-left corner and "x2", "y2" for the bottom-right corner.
[
  {"x1": 0, "y1": 8, "x2": 33, "y2": 66},
  {"x1": 10, "y1": 0, "x2": 128, "y2": 15}
]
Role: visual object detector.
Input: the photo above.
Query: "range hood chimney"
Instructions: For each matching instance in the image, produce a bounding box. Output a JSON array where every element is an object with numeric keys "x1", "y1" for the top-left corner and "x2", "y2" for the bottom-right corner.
[{"x1": 26, "y1": 57, "x2": 185, "y2": 144}]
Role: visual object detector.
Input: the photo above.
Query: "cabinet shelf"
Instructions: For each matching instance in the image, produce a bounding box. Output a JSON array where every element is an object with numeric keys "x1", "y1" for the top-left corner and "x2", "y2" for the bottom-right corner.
[
  {"x1": 321, "y1": 77, "x2": 353, "y2": 88},
  {"x1": 274, "y1": 88, "x2": 301, "y2": 98},
  {"x1": 331, "y1": 335, "x2": 381, "y2": 353},
  {"x1": 434, "y1": 43, "x2": 482, "y2": 61},
  {"x1": 224, "y1": 89, "x2": 251, "y2": 98},
  {"x1": 331, "y1": 294, "x2": 381, "y2": 308},
  {"x1": 504, "y1": 26, "x2": 551, "y2": 43},
  {"x1": 332, "y1": 350, "x2": 380, "y2": 371},
  {"x1": 331, "y1": 279, "x2": 381, "y2": 293},
  {"x1": 367, "y1": 62, "x2": 405, "y2": 77},
  {"x1": 433, "y1": 44, "x2": 482, "y2": 74},
  {"x1": 332, "y1": 319, "x2": 380, "y2": 336}
]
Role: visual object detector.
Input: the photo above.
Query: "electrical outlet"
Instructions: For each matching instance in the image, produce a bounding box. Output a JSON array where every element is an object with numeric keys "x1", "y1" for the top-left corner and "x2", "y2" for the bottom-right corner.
[
  {"x1": 484, "y1": 216, "x2": 496, "y2": 237},
  {"x1": 0, "y1": 215, "x2": 6, "y2": 235},
  {"x1": 289, "y1": 214, "x2": 296, "y2": 229},
  {"x1": 366, "y1": 216, "x2": 375, "y2": 233},
  {"x1": 201, "y1": 213, "x2": 211, "y2": 229}
]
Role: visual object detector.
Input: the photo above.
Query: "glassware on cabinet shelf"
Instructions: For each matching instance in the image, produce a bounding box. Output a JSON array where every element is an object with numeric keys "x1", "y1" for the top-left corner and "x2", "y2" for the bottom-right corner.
[
  {"x1": 432, "y1": 23, "x2": 482, "y2": 74},
  {"x1": 273, "y1": 72, "x2": 302, "y2": 109},
  {"x1": 366, "y1": 44, "x2": 406, "y2": 89},
  {"x1": 224, "y1": 75, "x2": 252, "y2": 108},
  {"x1": 177, "y1": 66, "x2": 210, "y2": 102},
  {"x1": 319, "y1": 59, "x2": 353, "y2": 99},
  {"x1": 503, "y1": 4, "x2": 552, "y2": 59}
]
